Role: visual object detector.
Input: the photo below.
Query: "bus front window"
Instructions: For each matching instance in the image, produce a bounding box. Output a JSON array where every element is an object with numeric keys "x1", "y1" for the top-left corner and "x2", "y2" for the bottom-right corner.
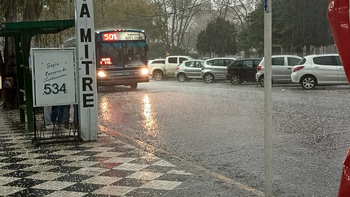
[
  {"x1": 97, "y1": 43, "x2": 123, "y2": 68},
  {"x1": 97, "y1": 41, "x2": 147, "y2": 68},
  {"x1": 124, "y1": 42, "x2": 146, "y2": 63}
]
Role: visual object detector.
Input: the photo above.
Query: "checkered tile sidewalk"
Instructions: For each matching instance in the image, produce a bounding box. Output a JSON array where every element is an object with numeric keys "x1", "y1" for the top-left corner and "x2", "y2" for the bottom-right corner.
[{"x1": 0, "y1": 112, "x2": 193, "y2": 197}]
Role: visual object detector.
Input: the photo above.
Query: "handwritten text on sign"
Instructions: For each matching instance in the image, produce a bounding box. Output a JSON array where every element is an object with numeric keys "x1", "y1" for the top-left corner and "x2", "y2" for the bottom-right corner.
[{"x1": 32, "y1": 49, "x2": 76, "y2": 107}]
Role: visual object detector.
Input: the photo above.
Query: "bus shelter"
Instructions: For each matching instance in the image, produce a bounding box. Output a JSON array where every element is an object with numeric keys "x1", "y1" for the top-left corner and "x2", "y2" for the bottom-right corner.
[{"x1": 0, "y1": 20, "x2": 75, "y2": 139}]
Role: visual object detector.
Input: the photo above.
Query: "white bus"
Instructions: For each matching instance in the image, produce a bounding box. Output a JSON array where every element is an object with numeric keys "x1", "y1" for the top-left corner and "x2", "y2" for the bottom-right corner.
[{"x1": 64, "y1": 29, "x2": 149, "y2": 90}]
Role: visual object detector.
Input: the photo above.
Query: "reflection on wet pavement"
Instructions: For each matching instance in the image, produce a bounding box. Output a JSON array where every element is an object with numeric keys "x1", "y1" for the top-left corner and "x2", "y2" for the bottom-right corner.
[
  {"x1": 142, "y1": 95, "x2": 158, "y2": 137},
  {"x1": 100, "y1": 97, "x2": 111, "y2": 122}
]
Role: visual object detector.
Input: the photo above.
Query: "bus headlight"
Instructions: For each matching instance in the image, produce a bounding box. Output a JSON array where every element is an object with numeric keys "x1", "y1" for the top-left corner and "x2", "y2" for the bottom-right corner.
[
  {"x1": 98, "y1": 71, "x2": 107, "y2": 77},
  {"x1": 141, "y1": 68, "x2": 148, "y2": 75}
]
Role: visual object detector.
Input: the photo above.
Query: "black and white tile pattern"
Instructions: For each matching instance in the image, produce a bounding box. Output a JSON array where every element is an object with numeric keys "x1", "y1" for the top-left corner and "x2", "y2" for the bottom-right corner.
[{"x1": 0, "y1": 113, "x2": 193, "y2": 196}]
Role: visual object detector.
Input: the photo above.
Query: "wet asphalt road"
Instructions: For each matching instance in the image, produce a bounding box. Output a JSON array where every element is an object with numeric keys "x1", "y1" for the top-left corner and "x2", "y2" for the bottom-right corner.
[{"x1": 97, "y1": 79, "x2": 350, "y2": 197}]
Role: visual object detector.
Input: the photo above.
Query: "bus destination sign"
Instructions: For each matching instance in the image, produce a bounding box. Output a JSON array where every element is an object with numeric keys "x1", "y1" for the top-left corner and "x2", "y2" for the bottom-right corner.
[{"x1": 101, "y1": 31, "x2": 145, "y2": 41}]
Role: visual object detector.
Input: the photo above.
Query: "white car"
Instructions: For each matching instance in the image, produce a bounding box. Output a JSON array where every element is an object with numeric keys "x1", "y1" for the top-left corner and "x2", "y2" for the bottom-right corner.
[{"x1": 291, "y1": 54, "x2": 349, "y2": 89}]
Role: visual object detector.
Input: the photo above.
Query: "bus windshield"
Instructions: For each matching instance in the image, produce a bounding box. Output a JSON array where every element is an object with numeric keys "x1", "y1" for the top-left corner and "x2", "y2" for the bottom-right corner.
[{"x1": 96, "y1": 41, "x2": 146, "y2": 68}]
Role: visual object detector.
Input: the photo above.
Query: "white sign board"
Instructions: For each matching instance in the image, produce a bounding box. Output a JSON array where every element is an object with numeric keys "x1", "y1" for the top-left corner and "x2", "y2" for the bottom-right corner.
[{"x1": 31, "y1": 48, "x2": 76, "y2": 107}]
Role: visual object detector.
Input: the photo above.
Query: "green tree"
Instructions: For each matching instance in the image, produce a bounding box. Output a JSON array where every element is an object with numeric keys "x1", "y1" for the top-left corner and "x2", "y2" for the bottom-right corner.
[
  {"x1": 237, "y1": 0, "x2": 333, "y2": 56},
  {"x1": 197, "y1": 17, "x2": 237, "y2": 57},
  {"x1": 94, "y1": 0, "x2": 153, "y2": 32},
  {"x1": 148, "y1": 0, "x2": 204, "y2": 54},
  {"x1": 196, "y1": 30, "x2": 210, "y2": 55},
  {"x1": 33, "y1": 1, "x2": 75, "y2": 47},
  {"x1": 237, "y1": 1, "x2": 264, "y2": 56},
  {"x1": 279, "y1": 0, "x2": 334, "y2": 54}
]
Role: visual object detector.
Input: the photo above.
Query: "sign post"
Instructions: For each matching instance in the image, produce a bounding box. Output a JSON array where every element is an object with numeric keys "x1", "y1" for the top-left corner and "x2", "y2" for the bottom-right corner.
[
  {"x1": 74, "y1": 0, "x2": 98, "y2": 141},
  {"x1": 264, "y1": 0, "x2": 273, "y2": 196}
]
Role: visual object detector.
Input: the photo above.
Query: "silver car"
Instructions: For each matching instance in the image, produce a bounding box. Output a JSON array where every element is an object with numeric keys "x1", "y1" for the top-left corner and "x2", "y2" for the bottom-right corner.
[
  {"x1": 255, "y1": 55, "x2": 302, "y2": 86},
  {"x1": 174, "y1": 60, "x2": 204, "y2": 82},
  {"x1": 201, "y1": 57, "x2": 236, "y2": 83}
]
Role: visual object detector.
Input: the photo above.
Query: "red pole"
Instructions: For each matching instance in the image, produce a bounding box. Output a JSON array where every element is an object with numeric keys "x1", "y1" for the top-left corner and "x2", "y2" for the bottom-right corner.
[
  {"x1": 328, "y1": 2, "x2": 350, "y2": 195},
  {"x1": 328, "y1": 0, "x2": 350, "y2": 82}
]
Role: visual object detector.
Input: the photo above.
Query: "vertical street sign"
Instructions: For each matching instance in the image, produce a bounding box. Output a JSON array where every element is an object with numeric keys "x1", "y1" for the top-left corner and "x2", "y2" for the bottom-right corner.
[
  {"x1": 74, "y1": 0, "x2": 98, "y2": 141},
  {"x1": 264, "y1": 0, "x2": 273, "y2": 196}
]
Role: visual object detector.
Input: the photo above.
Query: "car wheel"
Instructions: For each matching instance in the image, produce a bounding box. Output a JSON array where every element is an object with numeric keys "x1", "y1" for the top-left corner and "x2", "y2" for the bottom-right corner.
[
  {"x1": 130, "y1": 83, "x2": 137, "y2": 89},
  {"x1": 230, "y1": 74, "x2": 242, "y2": 85},
  {"x1": 301, "y1": 75, "x2": 316, "y2": 90},
  {"x1": 177, "y1": 73, "x2": 186, "y2": 82},
  {"x1": 153, "y1": 70, "x2": 163, "y2": 81},
  {"x1": 258, "y1": 76, "x2": 264, "y2": 87},
  {"x1": 204, "y1": 73, "x2": 214, "y2": 83}
]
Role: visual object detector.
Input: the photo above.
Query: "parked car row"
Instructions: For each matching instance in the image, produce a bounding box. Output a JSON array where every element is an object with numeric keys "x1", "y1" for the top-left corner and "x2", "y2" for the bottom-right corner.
[
  {"x1": 149, "y1": 54, "x2": 349, "y2": 89},
  {"x1": 174, "y1": 57, "x2": 262, "y2": 84},
  {"x1": 255, "y1": 53, "x2": 348, "y2": 89}
]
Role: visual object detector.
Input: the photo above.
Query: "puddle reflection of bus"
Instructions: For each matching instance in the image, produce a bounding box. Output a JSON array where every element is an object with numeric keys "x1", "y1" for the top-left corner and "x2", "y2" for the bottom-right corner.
[{"x1": 64, "y1": 29, "x2": 149, "y2": 91}]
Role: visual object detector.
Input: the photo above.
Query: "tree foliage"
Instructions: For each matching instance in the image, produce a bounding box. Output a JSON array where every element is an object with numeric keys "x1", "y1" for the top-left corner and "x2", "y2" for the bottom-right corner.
[
  {"x1": 278, "y1": 0, "x2": 333, "y2": 54},
  {"x1": 148, "y1": 0, "x2": 204, "y2": 56},
  {"x1": 238, "y1": 0, "x2": 334, "y2": 56},
  {"x1": 196, "y1": 17, "x2": 237, "y2": 57},
  {"x1": 237, "y1": 1, "x2": 264, "y2": 55},
  {"x1": 94, "y1": 0, "x2": 153, "y2": 31},
  {"x1": 211, "y1": 0, "x2": 259, "y2": 30}
]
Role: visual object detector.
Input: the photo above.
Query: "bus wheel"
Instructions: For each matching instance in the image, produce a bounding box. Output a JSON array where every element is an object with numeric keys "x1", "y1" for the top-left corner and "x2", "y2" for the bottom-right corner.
[{"x1": 130, "y1": 83, "x2": 138, "y2": 89}]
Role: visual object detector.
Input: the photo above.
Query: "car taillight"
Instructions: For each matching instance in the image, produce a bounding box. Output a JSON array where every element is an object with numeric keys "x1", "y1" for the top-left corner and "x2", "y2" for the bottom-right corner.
[
  {"x1": 226, "y1": 68, "x2": 229, "y2": 73},
  {"x1": 257, "y1": 66, "x2": 261, "y2": 71},
  {"x1": 201, "y1": 66, "x2": 205, "y2": 70},
  {"x1": 176, "y1": 67, "x2": 179, "y2": 70},
  {"x1": 293, "y1": 66, "x2": 304, "y2": 72}
]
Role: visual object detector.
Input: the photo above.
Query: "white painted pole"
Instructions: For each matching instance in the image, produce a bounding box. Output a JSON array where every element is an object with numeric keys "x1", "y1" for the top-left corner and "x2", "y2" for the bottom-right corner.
[
  {"x1": 264, "y1": 0, "x2": 273, "y2": 196},
  {"x1": 74, "y1": 0, "x2": 98, "y2": 141}
]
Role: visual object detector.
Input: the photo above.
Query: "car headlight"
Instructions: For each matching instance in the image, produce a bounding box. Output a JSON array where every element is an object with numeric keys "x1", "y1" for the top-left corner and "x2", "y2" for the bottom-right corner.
[
  {"x1": 98, "y1": 71, "x2": 107, "y2": 77},
  {"x1": 141, "y1": 68, "x2": 148, "y2": 75}
]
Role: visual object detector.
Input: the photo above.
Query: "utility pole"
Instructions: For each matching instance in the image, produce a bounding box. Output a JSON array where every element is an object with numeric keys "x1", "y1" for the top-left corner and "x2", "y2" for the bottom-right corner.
[{"x1": 264, "y1": 0, "x2": 273, "y2": 196}]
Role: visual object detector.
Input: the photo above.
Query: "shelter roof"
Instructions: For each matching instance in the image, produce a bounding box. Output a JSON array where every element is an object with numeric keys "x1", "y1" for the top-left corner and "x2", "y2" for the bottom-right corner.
[{"x1": 0, "y1": 20, "x2": 74, "y2": 37}]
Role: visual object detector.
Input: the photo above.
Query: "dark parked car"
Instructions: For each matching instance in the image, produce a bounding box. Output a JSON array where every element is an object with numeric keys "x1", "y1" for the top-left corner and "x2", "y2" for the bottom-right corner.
[{"x1": 226, "y1": 58, "x2": 262, "y2": 85}]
